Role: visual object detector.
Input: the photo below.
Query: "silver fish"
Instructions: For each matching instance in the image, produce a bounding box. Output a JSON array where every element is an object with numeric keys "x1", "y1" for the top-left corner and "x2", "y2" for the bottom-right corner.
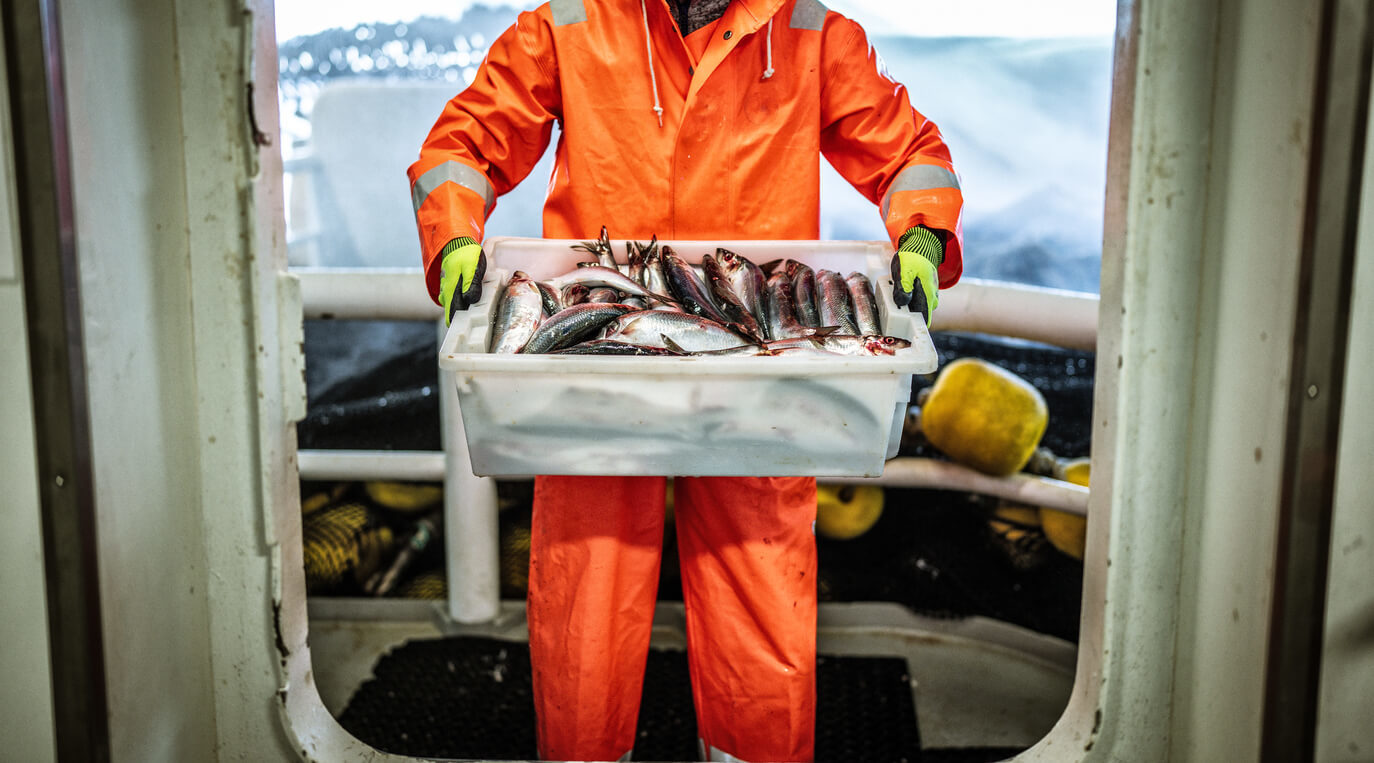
[
  {"x1": 643, "y1": 246, "x2": 670, "y2": 297},
  {"x1": 547, "y1": 265, "x2": 664, "y2": 300},
  {"x1": 587, "y1": 287, "x2": 620, "y2": 304},
  {"x1": 816, "y1": 270, "x2": 860, "y2": 335},
  {"x1": 658, "y1": 335, "x2": 786, "y2": 357},
  {"x1": 626, "y1": 243, "x2": 645, "y2": 284},
  {"x1": 489, "y1": 271, "x2": 545, "y2": 354},
  {"x1": 768, "y1": 334, "x2": 910, "y2": 357},
  {"x1": 715, "y1": 248, "x2": 768, "y2": 338},
  {"x1": 671, "y1": 334, "x2": 910, "y2": 358},
  {"x1": 536, "y1": 281, "x2": 561, "y2": 315},
  {"x1": 661, "y1": 246, "x2": 732, "y2": 324},
  {"x1": 552, "y1": 339, "x2": 685, "y2": 356},
  {"x1": 630, "y1": 236, "x2": 657, "y2": 284},
  {"x1": 519, "y1": 303, "x2": 638, "y2": 354},
  {"x1": 763, "y1": 258, "x2": 810, "y2": 280},
  {"x1": 845, "y1": 272, "x2": 881, "y2": 335},
  {"x1": 792, "y1": 265, "x2": 820, "y2": 328},
  {"x1": 701, "y1": 253, "x2": 764, "y2": 341},
  {"x1": 765, "y1": 271, "x2": 810, "y2": 339},
  {"x1": 602, "y1": 309, "x2": 753, "y2": 351},
  {"x1": 561, "y1": 283, "x2": 591, "y2": 307},
  {"x1": 572, "y1": 225, "x2": 617, "y2": 268}
]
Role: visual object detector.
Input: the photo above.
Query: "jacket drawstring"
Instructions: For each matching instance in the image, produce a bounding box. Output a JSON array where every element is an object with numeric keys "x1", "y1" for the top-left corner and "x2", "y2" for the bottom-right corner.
[
  {"x1": 639, "y1": 0, "x2": 664, "y2": 127},
  {"x1": 762, "y1": 18, "x2": 775, "y2": 79},
  {"x1": 640, "y1": 3, "x2": 773, "y2": 119}
]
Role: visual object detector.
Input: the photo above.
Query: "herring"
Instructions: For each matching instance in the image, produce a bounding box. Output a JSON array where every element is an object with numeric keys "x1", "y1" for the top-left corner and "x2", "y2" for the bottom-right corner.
[
  {"x1": 601, "y1": 309, "x2": 754, "y2": 351},
  {"x1": 700, "y1": 252, "x2": 764, "y2": 341},
  {"x1": 519, "y1": 303, "x2": 638, "y2": 354},
  {"x1": 666, "y1": 334, "x2": 911, "y2": 357},
  {"x1": 765, "y1": 271, "x2": 814, "y2": 339},
  {"x1": 546, "y1": 264, "x2": 666, "y2": 300},
  {"x1": 572, "y1": 225, "x2": 618, "y2": 269},
  {"x1": 489, "y1": 271, "x2": 545, "y2": 354},
  {"x1": 845, "y1": 272, "x2": 881, "y2": 336},
  {"x1": 792, "y1": 264, "x2": 820, "y2": 328},
  {"x1": 714, "y1": 247, "x2": 768, "y2": 338},
  {"x1": 661, "y1": 246, "x2": 733, "y2": 325},
  {"x1": 552, "y1": 339, "x2": 684, "y2": 356},
  {"x1": 816, "y1": 270, "x2": 860, "y2": 335}
]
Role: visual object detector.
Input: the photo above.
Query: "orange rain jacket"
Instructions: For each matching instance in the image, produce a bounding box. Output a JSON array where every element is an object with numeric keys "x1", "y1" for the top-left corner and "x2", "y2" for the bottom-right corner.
[
  {"x1": 409, "y1": 2, "x2": 965, "y2": 760},
  {"x1": 408, "y1": 0, "x2": 965, "y2": 303}
]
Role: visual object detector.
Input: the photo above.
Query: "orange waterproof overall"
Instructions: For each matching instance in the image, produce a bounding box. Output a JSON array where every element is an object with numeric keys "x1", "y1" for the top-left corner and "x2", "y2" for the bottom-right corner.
[{"x1": 409, "y1": 1, "x2": 964, "y2": 760}]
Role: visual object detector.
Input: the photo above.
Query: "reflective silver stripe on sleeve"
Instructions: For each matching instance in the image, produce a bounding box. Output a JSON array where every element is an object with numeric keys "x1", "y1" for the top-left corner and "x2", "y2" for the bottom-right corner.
[
  {"x1": 789, "y1": 0, "x2": 827, "y2": 31},
  {"x1": 411, "y1": 161, "x2": 496, "y2": 217},
  {"x1": 550, "y1": 0, "x2": 587, "y2": 26},
  {"x1": 880, "y1": 164, "x2": 961, "y2": 219}
]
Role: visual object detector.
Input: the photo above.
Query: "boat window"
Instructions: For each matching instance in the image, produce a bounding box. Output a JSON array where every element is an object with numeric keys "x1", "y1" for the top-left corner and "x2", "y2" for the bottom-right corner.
[
  {"x1": 277, "y1": 2, "x2": 543, "y2": 269},
  {"x1": 276, "y1": 1, "x2": 1114, "y2": 295},
  {"x1": 276, "y1": 1, "x2": 1114, "y2": 759}
]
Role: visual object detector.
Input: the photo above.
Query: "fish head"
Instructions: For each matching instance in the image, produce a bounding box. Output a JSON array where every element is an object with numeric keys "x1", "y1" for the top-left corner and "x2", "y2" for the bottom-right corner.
[
  {"x1": 562, "y1": 283, "x2": 591, "y2": 304},
  {"x1": 715, "y1": 247, "x2": 743, "y2": 271},
  {"x1": 700, "y1": 252, "x2": 728, "y2": 279},
  {"x1": 864, "y1": 335, "x2": 911, "y2": 355},
  {"x1": 782, "y1": 259, "x2": 813, "y2": 280}
]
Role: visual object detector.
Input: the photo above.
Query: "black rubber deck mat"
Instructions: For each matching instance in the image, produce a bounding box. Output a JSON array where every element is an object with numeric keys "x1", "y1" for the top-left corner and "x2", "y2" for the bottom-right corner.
[{"x1": 338, "y1": 635, "x2": 929, "y2": 762}]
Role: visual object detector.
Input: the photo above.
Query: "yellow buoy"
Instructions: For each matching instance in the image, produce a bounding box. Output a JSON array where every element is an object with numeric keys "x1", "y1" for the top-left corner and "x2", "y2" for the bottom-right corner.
[
  {"x1": 365, "y1": 481, "x2": 443, "y2": 513},
  {"x1": 920, "y1": 358, "x2": 1049, "y2": 476},
  {"x1": 1040, "y1": 458, "x2": 1089, "y2": 560},
  {"x1": 987, "y1": 502, "x2": 1051, "y2": 571},
  {"x1": 815, "y1": 484, "x2": 884, "y2": 540}
]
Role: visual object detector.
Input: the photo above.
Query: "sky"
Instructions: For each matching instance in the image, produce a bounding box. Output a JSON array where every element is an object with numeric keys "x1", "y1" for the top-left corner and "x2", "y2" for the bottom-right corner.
[{"x1": 274, "y1": 0, "x2": 1117, "y2": 42}]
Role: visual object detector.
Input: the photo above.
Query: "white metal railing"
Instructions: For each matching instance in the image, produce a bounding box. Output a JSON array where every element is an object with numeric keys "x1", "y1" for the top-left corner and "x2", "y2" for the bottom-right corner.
[
  {"x1": 296, "y1": 449, "x2": 1090, "y2": 516},
  {"x1": 294, "y1": 268, "x2": 1099, "y2": 623}
]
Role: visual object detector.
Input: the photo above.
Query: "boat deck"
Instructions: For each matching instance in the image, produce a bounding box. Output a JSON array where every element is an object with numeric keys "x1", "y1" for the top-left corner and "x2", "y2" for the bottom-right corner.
[{"x1": 308, "y1": 600, "x2": 1075, "y2": 761}]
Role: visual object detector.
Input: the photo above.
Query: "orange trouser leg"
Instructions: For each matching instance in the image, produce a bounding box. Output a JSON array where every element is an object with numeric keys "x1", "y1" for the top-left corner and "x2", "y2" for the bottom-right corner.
[
  {"x1": 528, "y1": 475, "x2": 666, "y2": 762},
  {"x1": 675, "y1": 476, "x2": 818, "y2": 763}
]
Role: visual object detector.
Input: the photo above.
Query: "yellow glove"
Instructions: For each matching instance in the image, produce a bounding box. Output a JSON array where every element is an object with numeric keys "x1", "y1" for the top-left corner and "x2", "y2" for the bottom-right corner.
[
  {"x1": 438, "y1": 237, "x2": 486, "y2": 325},
  {"x1": 890, "y1": 226, "x2": 942, "y2": 327}
]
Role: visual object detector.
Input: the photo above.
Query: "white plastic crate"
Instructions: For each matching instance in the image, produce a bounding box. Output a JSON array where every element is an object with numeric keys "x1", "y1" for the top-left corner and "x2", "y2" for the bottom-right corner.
[{"x1": 438, "y1": 237, "x2": 938, "y2": 477}]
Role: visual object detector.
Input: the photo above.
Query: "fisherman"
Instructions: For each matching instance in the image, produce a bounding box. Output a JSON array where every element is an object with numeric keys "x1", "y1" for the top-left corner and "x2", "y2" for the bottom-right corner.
[{"x1": 408, "y1": 1, "x2": 963, "y2": 759}]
